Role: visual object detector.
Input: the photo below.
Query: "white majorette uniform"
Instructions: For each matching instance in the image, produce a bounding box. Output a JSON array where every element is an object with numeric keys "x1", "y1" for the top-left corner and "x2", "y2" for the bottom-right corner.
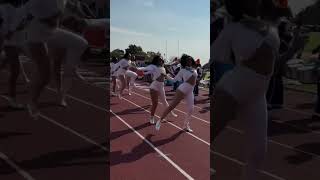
[
  {"x1": 125, "y1": 60, "x2": 138, "y2": 84},
  {"x1": 138, "y1": 64, "x2": 177, "y2": 123},
  {"x1": 115, "y1": 58, "x2": 129, "y2": 76},
  {"x1": 138, "y1": 64, "x2": 166, "y2": 92},
  {"x1": 213, "y1": 21, "x2": 280, "y2": 179},
  {"x1": 24, "y1": 0, "x2": 67, "y2": 43},
  {"x1": 174, "y1": 68, "x2": 198, "y2": 95},
  {"x1": 173, "y1": 67, "x2": 197, "y2": 120}
]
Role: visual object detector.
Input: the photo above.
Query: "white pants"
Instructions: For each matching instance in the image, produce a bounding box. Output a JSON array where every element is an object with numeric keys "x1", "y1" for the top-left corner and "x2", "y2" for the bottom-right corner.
[
  {"x1": 126, "y1": 70, "x2": 137, "y2": 85},
  {"x1": 47, "y1": 28, "x2": 88, "y2": 76},
  {"x1": 216, "y1": 66, "x2": 270, "y2": 180},
  {"x1": 177, "y1": 82, "x2": 195, "y2": 122},
  {"x1": 150, "y1": 81, "x2": 170, "y2": 108}
]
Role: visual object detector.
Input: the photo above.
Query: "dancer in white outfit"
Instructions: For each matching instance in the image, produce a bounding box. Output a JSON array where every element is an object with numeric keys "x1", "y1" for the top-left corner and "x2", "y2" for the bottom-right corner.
[
  {"x1": 156, "y1": 54, "x2": 197, "y2": 132},
  {"x1": 24, "y1": 0, "x2": 67, "y2": 119},
  {"x1": 114, "y1": 52, "x2": 130, "y2": 99},
  {"x1": 125, "y1": 55, "x2": 138, "y2": 96},
  {"x1": 138, "y1": 55, "x2": 177, "y2": 124},
  {"x1": 110, "y1": 57, "x2": 118, "y2": 96},
  {"x1": 212, "y1": 0, "x2": 281, "y2": 179}
]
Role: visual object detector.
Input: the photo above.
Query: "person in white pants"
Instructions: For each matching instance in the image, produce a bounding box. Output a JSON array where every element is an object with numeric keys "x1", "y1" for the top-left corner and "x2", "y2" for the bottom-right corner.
[
  {"x1": 114, "y1": 52, "x2": 130, "y2": 99},
  {"x1": 110, "y1": 57, "x2": 118, "y2": 96},
  {"x1": 156, "y1": 54, "x2": 197, "y2": 132},
  {"x1": 47, "y1": 27, "x2": 88, "y2": 107},
  {"x1": 211, "y1": 0, "x2": 281, "y2": 179},
  {"x1": 125, "y1": 55, "x2": 138, "y2": 96},
  {"x1": 138, "y1": 55, "x2": 177, "y2": 124},
  {"x1": 23, "y1": 0, "x2": 67, "y2": 119}
]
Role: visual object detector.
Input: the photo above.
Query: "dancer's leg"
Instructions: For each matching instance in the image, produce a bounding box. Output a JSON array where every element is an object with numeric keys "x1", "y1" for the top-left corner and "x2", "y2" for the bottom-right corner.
[
  {"x1": 149, "y1": 88, "x2": 158, "y2": 124},
  {"x1": 241, "y1": 96, "x2": 268, "y2": 180},
  {"x1": 211, "y1": 89, "x2": 238, "y2": 141}
]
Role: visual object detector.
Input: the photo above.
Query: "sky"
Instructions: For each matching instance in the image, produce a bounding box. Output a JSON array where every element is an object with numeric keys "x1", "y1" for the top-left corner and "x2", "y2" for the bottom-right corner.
[
  {"x1": 289, "y1": 0, "x2": 315, "y2": 15},
  {"x1": 110, "y1": 0, "x2": 210, "y2": 64}
]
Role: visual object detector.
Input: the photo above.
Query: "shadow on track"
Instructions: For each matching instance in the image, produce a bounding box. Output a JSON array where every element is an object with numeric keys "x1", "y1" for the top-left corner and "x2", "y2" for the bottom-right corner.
[
  {"x1": 285, "y1": 142, "x2": 320, "y2": 165},
  {"x1": 110, "y1": 130, "x2": 185, "y2": 166},
  {"x1": 0, "y1": 142, "x2": 108, "y2": 175}
]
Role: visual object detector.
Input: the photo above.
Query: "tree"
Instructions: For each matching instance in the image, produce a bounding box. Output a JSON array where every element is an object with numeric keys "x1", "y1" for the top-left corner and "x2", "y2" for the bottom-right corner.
[
  {"x1": 145, "y1": 51, "x2": 161, "y2": 62},
  {"x1": 110, "y1": 49, "x2": 125, "y2": 59},
  {"x1": 125, "y1": 44, "x2": 143, "y2": 55}
]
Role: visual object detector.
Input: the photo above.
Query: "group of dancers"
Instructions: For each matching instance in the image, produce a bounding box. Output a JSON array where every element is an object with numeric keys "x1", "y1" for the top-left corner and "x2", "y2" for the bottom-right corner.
[
  {"x1": 111, "y1": 53, "x2": 199, "y2": 132},
  {"x1": 0, "y1": 0, "x2": 101, "y2": 120}
]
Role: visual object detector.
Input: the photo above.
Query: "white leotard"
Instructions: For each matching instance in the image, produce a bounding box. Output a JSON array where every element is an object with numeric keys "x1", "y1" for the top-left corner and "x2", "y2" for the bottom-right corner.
[
  {"x1": 115, "y1": 58, "x2": 129, "y2": 76},
  {"x1": 24, "y1": 0, "x2": 67, "y2": 43},
  {"x1": 212, "y1": 21, "x2": 279, "y2": 69},
  {"x1": 174, "y1": 68, "x2": 197, "y2": 83},
  {"x1": 138, "y1": 64, "x2": 166, "y2": 81}
]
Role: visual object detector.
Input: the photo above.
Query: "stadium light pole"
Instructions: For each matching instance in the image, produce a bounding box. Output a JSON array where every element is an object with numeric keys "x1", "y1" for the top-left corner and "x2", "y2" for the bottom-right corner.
[
  {"x1": 178, "y1": 40, "x2": 179, "y2": 58},
  {"x1": 166, "y1": 40, "x2": 168, "y2": 61}
]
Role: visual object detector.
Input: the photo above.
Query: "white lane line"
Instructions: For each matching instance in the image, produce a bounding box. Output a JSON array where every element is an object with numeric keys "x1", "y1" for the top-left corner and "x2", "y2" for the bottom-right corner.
[
  {"x1": 118, "y1": 96, "x2": 210, "y2": 146},
  {"x1": 125, "y1": 89, "x2": 210, "y2": 124},
  {"x1": 269, "y1": 107, "x2": 320, "y2": 135},
  {"x1": 0, "y1": 90, "x2": 108, "y2": 152},
  {"x1": 0, "y1": 152, "x2": 36, "y2": 180},
  {"x1": 39, "y1": 113, "x2": 108, "y2": 152},
  {"x1": 48, "y1": 86, "x2": 210, "y2": 146},
  {"x1": 110, "y1": 110, "x2": 194, "y2": 180},
  {"x1": 51, "y1": 81, "x2": 286, "y2": 180},
  {"x1": 211, "y1": 150, "x2": 287, "y2": 180},
  {"x1": 47, "y1": 79, "x2": 286, "y2": 180},
  {"x1": 89, "y1": 80, "x2": 320, "y2": 160},
  {"x1": 224, "y1": 126, "x2": 320, "y2": 160}
]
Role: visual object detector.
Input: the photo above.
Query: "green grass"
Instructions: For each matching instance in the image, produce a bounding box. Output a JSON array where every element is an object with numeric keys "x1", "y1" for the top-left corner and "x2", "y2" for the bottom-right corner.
[
  {"x1": 203, "y1": 72, "x2": 210, "y2": 81},
  {"x1": 304, "y1": 32, "x2": 320, "y2": 52}
]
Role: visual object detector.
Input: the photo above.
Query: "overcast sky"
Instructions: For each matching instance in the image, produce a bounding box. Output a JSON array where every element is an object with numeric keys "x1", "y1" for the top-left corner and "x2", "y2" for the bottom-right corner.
[{"x1": 289, "y1": 0, "x2": 316, "y2": 15}]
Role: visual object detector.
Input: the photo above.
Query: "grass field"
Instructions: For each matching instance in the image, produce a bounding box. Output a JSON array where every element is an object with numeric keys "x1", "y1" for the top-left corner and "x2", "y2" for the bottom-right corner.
[{"x1": 304, "y1": 32, "x2": 320, "y2": 52}]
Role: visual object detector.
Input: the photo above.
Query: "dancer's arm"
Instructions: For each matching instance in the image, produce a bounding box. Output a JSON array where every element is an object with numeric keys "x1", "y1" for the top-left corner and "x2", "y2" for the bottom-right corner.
[{"x1": 137, "y1": 65, "x2": 154, "y2": 74}]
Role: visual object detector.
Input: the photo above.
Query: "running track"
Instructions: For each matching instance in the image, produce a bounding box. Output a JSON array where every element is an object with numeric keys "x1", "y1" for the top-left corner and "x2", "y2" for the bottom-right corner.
[
  {"x1": 212, "y1": 88, "x2": 320, "y2": 179},
  {"x1": 0, "y1": 56, "x2": 108, "y2": 180},
  {"x1": 110, "y1": 81, "x2": 210, "y2": 179}
]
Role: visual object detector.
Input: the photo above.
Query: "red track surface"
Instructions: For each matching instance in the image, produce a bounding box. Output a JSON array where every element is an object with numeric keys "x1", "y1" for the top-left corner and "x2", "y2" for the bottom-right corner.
[
  {"x1": 0, "y1": 57, "x2": 108, "y2": 180},
  {"x1": 110, "y1": 82, "x2": 210, "y2": 180},
  {"x1": 213, "y1": 88, "x2": 320, "y2": 179}
]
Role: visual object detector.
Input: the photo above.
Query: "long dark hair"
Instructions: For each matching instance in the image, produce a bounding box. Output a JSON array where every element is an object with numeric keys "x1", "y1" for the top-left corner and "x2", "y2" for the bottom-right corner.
[
  {"x1": 225, "y1": 0, "x2": 283, "y2": 22},
  {"x1": 111, "y1": 57, "x2": 118, "y2": 63},
  {"x1": 180, "y1": 54, "x2": 195, "y2": 68},
  {"x1": 151, "y1": 55, "x2": 163, "y2": 66},
  {"x1": 123, "y1": 52, "x2": 131, "y2": 60}
]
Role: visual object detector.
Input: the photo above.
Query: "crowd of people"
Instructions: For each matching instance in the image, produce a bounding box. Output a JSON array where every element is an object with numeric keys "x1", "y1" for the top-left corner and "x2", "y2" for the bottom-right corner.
[
  {"x1": 110, "y1": 53, "x2": 206, "y2": 132},
  {"x1": 0, "y1": 0, "x2": 107, "y2": 120}
]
